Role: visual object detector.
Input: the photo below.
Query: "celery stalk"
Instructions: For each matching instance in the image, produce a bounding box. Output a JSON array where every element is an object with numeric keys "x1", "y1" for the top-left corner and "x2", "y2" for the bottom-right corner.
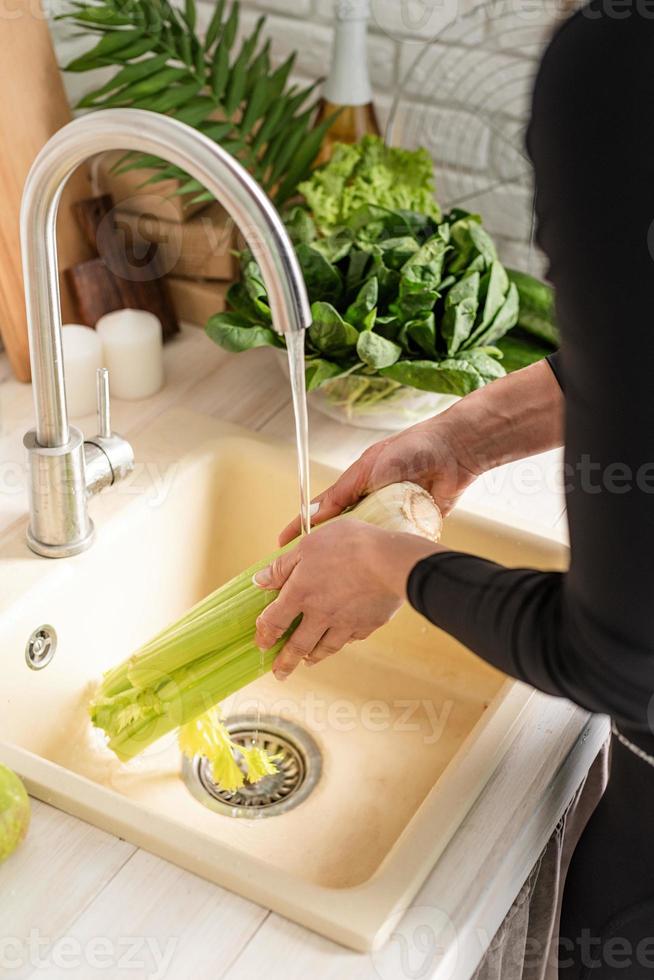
[{"x1": 89, "y1": 483, "x2": 442, "y2": 782}]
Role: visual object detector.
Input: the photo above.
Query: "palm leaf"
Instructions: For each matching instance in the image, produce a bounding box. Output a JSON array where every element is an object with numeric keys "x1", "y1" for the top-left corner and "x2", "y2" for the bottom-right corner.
[
  {"x1": 60, "y1": 0, "x2": 327, "y2": 205},
  {"x1": 205, "y1": 0, "x2": 226, "y2": 50}
]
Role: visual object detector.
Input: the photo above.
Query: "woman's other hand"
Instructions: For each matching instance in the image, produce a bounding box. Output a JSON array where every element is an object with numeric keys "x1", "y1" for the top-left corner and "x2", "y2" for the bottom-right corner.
[
  {"x1": 279, "y1": 360, "x2": 564, "y2": 546},
  {"x1": 279, "y1": 415, "x2": 477, "y2": 545}
]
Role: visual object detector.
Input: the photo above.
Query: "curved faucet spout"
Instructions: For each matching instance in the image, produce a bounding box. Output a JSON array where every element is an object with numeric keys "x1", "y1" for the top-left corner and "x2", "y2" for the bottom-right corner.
[{"x1": 20, "y1": 108, "x2": 311, "y2": 449}]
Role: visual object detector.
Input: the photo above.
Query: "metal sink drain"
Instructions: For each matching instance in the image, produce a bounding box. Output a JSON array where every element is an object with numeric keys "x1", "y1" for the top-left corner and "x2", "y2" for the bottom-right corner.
[{"x1": 182, "y1": 715, "x2": 322, "y2": 819}]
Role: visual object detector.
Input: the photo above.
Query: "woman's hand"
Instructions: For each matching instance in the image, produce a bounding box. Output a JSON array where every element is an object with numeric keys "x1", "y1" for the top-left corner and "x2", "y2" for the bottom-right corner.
[
  {"x1": 254, "y1": 520, "x2": 439, "y2": 680},
  {"x1": 279, "y1": 415, "x2": 478, "y2": 545}
]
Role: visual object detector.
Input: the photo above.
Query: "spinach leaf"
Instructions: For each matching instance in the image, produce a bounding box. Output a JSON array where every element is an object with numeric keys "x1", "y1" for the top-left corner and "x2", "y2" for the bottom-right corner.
[
  {"x1": 469, "y1": 224, "x2": 497, "y2": 266},
  {"x1": 357, "y1": 331, "x2": 402, "y2": 369},
  {"x1": 296, "y1": 243, "x2": 343, "y2": 304},
  {"x1": 206, "y1": 312, "x2": 282, "y2": 352},
  {"x1": 305, "y1": 357, "x2": 346, "y2": 391},
  {"x1": 441, "y1": 272, "x2": 480, "y2": 354},
  {"x1": 345, "y1": 277, "x2": 378, "y2": 331},
  {"x1": 388, "y1": 233, "x2": 448, "y2": 321},
  {"x1": 312, "y1": 230, "x2": 354, "y2": 264},
  {"x1": 241, "y1": 258, "x2": 271, "y2": 320},
  {"x1": 224, "y1": 281, "x2": 262, "y2": 321},
  {"x1": 374, "y1": 315, "x2": 400, "y2": 342},
  {"x1": 309, "y1": 302, "x2": 359, "y2": 356},
  {"x1": 343, "y1": 203, "x2": 393, "y2": 239},
  {"x1": 472, "y1": 282, "x2": 520, "y2": 347},
  {"x1": 448, "y1": 215, "x2": 496, "y2": 275},
  {"x1": 368, "y1": 251, "x2": 401, "y2": 305},
  {"x1": 344, "y1": 205, "x2": 437, "y2": 243},
  {"x1": 391, "y1": 289, "x2": 440, "y2": 322},
  {"x1": 470, "y1": 261, "x2": 509, "y2": 342},
  {"x1": 346, "y1": 249, "x2": 372, "y2": 294},
  {"x1": 401, "y1": 210, "x2": 441, "y2": 242},
  {"x1": 400, "y1": 234, "x2": 448, "y2": 294},
  {"x1": 380, "y1": 358, "x2": 485, "y2": 396},
  {"x1": 454, "y1": 349, "x2": 505, "y2": 381},
  {"x1": 406, "y1": 312, "x2": 437, "y2": 358},
  {"x1": 378, "y1": 236, "x2": 420, "y2": 270},
  {"x1": 284, "y1": 205, "x2": 316, "y2": 245},
  {"x1": 447, "y1": 216, "x2": 481, "y2": 274}
]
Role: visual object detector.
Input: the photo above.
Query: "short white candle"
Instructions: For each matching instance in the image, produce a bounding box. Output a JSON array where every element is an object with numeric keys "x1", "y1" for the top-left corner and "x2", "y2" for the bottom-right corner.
[
  {"x1": 95, "y1": 309, "x2": 164, "y2": 401},
  {"x1": 62, "y1": 324, "x2": 103, "y2": 417}
]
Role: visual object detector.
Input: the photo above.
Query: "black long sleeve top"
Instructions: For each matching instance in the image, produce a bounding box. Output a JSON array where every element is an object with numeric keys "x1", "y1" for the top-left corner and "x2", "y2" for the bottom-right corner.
[{"x1": 408, "y1": 1, "x2": 654, "y2": 744}]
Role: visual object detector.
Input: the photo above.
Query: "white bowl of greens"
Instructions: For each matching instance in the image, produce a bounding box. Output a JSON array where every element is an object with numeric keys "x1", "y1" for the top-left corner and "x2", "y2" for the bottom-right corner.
[
  {"x1": 205, "y1": 137, "x2": 556, "y2": 430},
  {"x1": 274, "y1": 349, "x2": 458, "y2": 430}
]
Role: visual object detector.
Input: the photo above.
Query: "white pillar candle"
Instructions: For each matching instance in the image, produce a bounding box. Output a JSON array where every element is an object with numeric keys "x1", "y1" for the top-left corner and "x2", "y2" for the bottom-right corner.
[
  {"x1": 95, "y1": 309, "x2": 164, "y2": 401},
  {"x1": 61, "y1": 324, "x2": 104, "y2": 417}
]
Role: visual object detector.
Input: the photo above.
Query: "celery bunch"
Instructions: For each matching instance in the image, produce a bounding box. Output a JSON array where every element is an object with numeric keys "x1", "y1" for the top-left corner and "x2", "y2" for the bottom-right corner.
[
  {"x1": 89, "y1": 482, "x2": 442, "y2": 783},
  {"x1": 90, "y1": 545, "x2": 289, "y2": 762}
]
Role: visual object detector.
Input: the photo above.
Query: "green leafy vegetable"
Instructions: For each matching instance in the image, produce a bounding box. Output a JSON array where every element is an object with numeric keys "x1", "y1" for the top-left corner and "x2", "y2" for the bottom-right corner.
[
  {"x1": 357, "y1": 331, "x2": 402, "y2": 370},
  {"x1": 203, "y1": 134, "x2": 559, "y2": 408},
  {"x1": 346, "y1": 278, "x2": 378, "y2": 331},
  {"x1": 309, "y1": 302, "x2": 359, "y2": 357},
  {"x1": 206, "y1": 312, "x2": 281, "y2": 352},
  {"x1": 305, "y1": 358, "x2": 346, "y2": 391},
  {"x1": 406, "y1": 312, "x2": 438, "y2": 358},
  {"x1": 442, "y1": 272, "x2": 480, "y2": 355},
  {"x1": 473, "y1": 282, "x2": 520, "y2": 348},
  {"x1": 296, "y1": 244, "x2": 343, "y2": 304},
  {"x1": 380, "y1": 359, "x2": 486, "y2": 395},
  {"x1": 470, "y1": 262, "x2": 509, "y2": 343},
  {"x1": 298, "y1": 135, "x2": 441, "y2": 233}
]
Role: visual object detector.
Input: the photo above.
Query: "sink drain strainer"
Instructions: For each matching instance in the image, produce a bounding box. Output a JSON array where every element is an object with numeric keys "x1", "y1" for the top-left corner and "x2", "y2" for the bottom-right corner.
[{"x1": 182, "y1": 715, "x2": 322, "y2": 818}]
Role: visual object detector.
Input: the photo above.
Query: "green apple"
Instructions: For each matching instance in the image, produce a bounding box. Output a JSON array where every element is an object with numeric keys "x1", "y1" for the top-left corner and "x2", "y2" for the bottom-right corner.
[{"x1": 0, "y1": 764, "x2": 30, "y2": 863}]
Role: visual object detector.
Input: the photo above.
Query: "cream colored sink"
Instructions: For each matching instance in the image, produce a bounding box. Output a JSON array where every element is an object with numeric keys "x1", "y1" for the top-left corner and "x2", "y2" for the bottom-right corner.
[{"x1": 0, "y1": 409, "x2": 567, "y2": 951}]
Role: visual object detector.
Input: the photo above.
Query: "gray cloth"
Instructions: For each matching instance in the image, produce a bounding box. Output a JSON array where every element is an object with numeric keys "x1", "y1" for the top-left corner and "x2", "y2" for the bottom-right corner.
[{"x1": 472, "y1": 742, "x2": 610, "y2": 980}]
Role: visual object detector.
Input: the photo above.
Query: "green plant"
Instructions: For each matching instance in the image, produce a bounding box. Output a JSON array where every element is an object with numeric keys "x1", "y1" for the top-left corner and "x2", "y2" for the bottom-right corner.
[
  {"x1": 207, "y1": 203, "x2": 525, "y2": 408},
  {"x1": 59, "y1": 0, "x2": 335, "y2": 206},
  {"x1": 299, "y1": 135, "x2": 442, "y2": 233}
]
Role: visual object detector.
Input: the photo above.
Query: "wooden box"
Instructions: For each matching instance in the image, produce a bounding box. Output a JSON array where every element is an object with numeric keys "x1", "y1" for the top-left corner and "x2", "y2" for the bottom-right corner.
[
  {"x1": 166, "y1": 277, "x2": 230, "y2": 327},
  {"x1": 96, "y1": 150, "x2": 211, "y2": 223},
  {"x1": 115, "y1": 203, "x2": 239, "y2": 281}
]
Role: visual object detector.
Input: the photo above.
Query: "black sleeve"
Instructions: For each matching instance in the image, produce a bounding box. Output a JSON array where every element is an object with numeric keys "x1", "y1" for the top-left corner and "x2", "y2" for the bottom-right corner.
[
  {"x1": 408, "y1": 3, "x2": 654, "y2": 735},
  {"x1": 546, "y1": 351, "x2": 563, "y2": 390}
]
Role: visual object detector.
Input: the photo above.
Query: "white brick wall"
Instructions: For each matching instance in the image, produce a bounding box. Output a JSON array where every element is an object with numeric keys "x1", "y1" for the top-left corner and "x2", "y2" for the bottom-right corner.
[{"x1": 50, "y1": 0, "x2": 572, "y2": 263}]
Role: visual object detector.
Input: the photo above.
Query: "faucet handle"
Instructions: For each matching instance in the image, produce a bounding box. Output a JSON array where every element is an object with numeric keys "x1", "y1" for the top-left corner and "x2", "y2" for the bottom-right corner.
[
  {"x1": 96, "y1": 367, "x2": 112, "y2": 438},
  {"x1": 84, "y1": 367, "x2": 134, "y2": 496}
]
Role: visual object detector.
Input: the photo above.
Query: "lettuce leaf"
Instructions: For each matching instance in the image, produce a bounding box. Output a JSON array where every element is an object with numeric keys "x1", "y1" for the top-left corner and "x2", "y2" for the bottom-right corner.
[{"x1": 298, "y1": 135, "x2": 441, "y2": 233}]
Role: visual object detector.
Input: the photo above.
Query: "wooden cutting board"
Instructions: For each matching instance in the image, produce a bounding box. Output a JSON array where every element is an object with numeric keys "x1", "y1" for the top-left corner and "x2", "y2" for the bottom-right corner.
[{"x1": 0, "y1": 6, "x2": 93, "y2": 382}]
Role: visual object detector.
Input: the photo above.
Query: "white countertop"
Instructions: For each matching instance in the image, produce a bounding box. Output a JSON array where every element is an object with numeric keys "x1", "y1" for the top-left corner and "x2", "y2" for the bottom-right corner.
[{"x1": 0, "y1": 326, "x2": 608, "y2": 980}]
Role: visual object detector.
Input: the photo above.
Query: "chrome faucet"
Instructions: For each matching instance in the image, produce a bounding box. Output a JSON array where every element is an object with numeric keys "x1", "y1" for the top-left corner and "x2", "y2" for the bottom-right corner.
[{"x1": 20, "y1": 109, "x2": 311, "y2": 558}]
